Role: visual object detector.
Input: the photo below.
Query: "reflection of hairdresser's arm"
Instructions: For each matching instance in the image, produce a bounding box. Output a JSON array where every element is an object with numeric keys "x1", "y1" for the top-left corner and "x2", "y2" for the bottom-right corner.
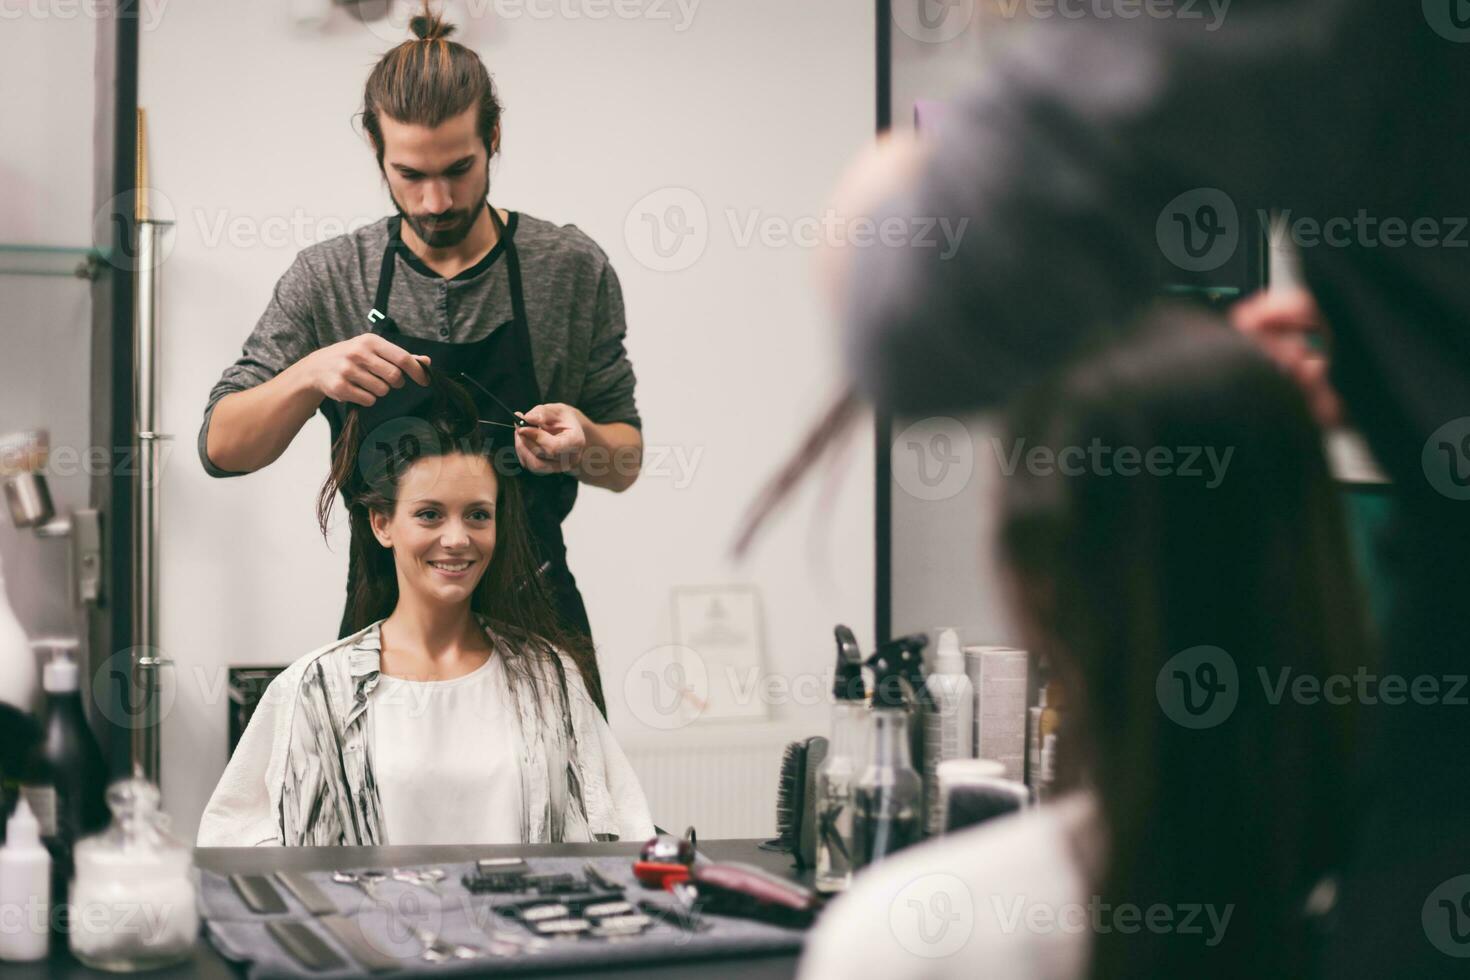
[
  {"x1": 840, "y1": 5, "x2": 1370, "y2": 415},
  {"x1": 204, "y1": 362, "x2": 324, "y2": 476}
]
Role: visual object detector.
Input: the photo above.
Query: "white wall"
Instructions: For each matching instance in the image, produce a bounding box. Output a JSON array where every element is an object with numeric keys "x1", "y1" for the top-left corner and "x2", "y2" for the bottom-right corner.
[{"x1": 139, "y1": 0, "x2": 875, "y2": 841}]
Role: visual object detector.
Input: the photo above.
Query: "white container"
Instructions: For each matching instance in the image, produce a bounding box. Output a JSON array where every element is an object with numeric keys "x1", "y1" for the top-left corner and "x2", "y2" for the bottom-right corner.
[
  {"x1": 964, "y1": 646, "x2": 1029, "y2": 782},
  {"x1": 68, "y1": 777, "x2": 198, "y2": 971},
  {"x1": 0, "y1": 797, "x2": 51, "y2": 962},
  {"x1": 923, "y1": 629, "x2": 975, "y2": 835},
  {"x1": 0, "y1": 549, "x2": 37, "y2": 714}
]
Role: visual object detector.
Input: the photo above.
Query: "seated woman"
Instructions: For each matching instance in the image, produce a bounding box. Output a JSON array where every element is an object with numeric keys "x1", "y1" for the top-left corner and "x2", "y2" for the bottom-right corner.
[
  {"x1": 798, "y1": 313, "x2": 1369, "y2": 980},
  {"x1": 198, "y1": 373, "x2": 655, "y2": 846}
]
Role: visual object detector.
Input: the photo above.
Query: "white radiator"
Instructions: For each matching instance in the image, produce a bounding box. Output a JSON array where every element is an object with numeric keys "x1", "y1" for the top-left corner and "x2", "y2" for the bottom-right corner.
[{"x1": 619, "y1": 722, "x2": 817, "y2": 840}]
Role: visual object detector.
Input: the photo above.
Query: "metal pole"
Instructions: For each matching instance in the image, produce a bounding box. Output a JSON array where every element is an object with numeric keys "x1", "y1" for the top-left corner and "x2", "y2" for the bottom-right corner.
[{"x1": 132, "y1": 217, "x2": 174, "y2": 786}]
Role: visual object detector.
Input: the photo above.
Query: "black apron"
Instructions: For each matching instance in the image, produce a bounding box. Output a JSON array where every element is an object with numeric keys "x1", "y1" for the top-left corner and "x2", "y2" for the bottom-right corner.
[{"x1": 323, "y1": 209, "x2": 591, "y2": 649}]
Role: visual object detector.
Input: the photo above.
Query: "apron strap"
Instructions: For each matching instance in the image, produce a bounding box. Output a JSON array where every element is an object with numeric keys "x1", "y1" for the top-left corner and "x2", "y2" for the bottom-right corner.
[{"x1": 369, "y1": 216, "x2": 400, "y2": 329}]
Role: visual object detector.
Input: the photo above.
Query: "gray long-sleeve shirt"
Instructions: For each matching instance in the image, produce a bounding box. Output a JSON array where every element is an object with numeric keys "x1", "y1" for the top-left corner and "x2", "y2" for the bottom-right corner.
[{"x1": 199, "y1": 210, "x2": 641, "y2": 477}]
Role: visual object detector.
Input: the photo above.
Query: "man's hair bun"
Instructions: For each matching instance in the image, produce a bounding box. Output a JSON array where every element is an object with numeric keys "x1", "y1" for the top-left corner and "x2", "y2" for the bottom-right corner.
[{"x1": 410, "y1": 7, "x2": 457, "y2": 42}]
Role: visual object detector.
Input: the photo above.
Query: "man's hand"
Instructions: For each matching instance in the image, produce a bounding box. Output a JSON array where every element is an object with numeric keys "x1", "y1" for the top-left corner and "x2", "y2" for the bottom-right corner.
[
  {"x1": 301, "y1": 334, "x2": 431, "y2": 406},
  {"x1": 1230, "y1": 287, "x2": 1344, "y2": 428},
  {"x1": 514, "y1": 404, "x2": 643, "y2": 491},
  {"x1": 514, "y1": 403, "x2": 587, "y2": 475}
]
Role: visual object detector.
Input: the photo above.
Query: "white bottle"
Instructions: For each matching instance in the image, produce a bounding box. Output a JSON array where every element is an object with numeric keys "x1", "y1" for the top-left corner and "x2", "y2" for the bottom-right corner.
[
  {"x1": 0, "y1": 550, "x2": 37, "y2": 714},
  {"x1": 923, "y1": 628, "x2": 976, "y2": 836},
  {"x1": 0, "y1": 797, "x2": 52, "y2": 962}
]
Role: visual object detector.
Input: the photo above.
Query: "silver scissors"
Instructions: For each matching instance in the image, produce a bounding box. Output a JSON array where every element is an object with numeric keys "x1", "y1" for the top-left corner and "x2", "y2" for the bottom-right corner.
[{"x1": 459, "y1": 372, "x2": 540, "y2": 430}]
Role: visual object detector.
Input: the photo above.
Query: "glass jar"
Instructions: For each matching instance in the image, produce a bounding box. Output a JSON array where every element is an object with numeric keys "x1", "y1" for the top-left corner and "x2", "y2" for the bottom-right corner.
[{"x1": 68, "y1": 776, "x2": 199, "y2": 971}]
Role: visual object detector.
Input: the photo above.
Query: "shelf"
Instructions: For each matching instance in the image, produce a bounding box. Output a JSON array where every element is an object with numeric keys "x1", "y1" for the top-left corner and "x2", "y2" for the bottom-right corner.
[{"x1": 0, "y1": 244, "x2": 110, "y2": 280}]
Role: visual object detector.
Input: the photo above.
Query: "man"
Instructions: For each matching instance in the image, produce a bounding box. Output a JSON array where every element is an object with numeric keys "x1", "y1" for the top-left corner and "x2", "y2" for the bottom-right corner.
[
  {"x1": 819, "y1": 2, "x2": 1467, "y2": 977},
  {"x1": 199, "y1": 13, "x2": 641, "y2": 699}
]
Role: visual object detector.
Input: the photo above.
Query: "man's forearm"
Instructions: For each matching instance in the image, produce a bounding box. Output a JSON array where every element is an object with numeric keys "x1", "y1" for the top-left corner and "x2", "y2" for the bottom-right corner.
[
  {"x1": 205, "y1": 360, "x2": 323, "y2": 475},
  {"x1": 572, "y1": 418, "x2": 642, "y2": 492}
]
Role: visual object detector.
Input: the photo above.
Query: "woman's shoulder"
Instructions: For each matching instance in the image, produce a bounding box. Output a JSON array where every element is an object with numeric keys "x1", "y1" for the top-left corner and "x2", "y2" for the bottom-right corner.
[
  {"x1": 258, "y1": 620, "x2": 384, "y2": 709},
  {"x1": 797, "y1": 795, "x2": 1094, "y2": 980}
]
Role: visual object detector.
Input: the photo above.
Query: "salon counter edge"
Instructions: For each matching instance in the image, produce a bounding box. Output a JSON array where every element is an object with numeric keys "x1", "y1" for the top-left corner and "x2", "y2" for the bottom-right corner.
[{"x1": 0, "y1": 838, "x2": 809, "y2": 980}]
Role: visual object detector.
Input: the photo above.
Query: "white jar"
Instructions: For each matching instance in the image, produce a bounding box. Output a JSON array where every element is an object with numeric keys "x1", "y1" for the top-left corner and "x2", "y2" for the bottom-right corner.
[{"x1": 68, "y1": 776, "x2": 199, "y2": 971}]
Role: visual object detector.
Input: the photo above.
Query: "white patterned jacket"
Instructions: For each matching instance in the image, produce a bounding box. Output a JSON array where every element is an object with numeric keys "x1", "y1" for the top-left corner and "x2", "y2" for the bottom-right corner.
[{"x1": 197, "y1": 615, "x2": 655, "y2": 847}]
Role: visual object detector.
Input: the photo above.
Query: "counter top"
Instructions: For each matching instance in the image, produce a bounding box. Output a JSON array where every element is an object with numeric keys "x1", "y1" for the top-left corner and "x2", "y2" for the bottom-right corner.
[{"x1": 0, "y1": 839, "x2": 811, "y2": 980}]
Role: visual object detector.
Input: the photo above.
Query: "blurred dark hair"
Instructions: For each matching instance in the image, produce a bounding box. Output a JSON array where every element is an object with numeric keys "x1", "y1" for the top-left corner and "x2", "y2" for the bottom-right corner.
[
  {"x1": 317, "y1": 370, "x2": 605, "y2": 716},
  {"x1": 998, "y1": 309, "x2": 1368, "y2": 980}
]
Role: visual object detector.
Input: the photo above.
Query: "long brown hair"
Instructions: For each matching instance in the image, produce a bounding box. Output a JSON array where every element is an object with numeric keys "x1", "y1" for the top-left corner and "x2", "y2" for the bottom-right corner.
[
  {"x1": 998, "y1": 312, "x2": 1368, "y2": 980},
  {"x1": 317, "y1": 370, "x2": 606, "y2": 717},
  {"x1": 360, "y1": 2, "x2": 502, "y2": 168}
]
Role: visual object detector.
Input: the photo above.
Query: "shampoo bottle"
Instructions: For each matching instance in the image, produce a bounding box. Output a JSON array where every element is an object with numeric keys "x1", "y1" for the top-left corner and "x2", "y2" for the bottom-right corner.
[{"x1": 923, "y1": 628, "x2": 975, "y2": 835}]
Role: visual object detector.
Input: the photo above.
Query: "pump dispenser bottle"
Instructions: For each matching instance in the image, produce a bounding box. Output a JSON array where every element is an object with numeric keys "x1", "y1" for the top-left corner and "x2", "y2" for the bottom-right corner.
[
  {"x1": 852, "y1": 637, "x2": 925, "y2": 868},
  {"x1": 924, "y1": 628, "x2": 975, "y2": 835},
  {"x1": 814, "y1": 625, "x2": 868, "y2": 893}
]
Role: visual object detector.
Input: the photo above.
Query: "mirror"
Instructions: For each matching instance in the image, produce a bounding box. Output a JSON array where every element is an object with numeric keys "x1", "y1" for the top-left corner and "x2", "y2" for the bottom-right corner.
[{"x1": 114, "y1": 3, "x2": 880, "y2": 844}]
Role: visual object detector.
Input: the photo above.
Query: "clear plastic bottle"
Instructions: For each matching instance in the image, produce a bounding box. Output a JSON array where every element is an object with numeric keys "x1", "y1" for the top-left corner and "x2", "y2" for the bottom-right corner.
[
  {"x1": 852, "y1": 708, "x2": 923, "y2": 867},
  {"x1": 852, "y1": 643, "x2": 924, "y2": 869},
  {"x1": 814, "y1": 626, "x2": 868, "y2": 893}
]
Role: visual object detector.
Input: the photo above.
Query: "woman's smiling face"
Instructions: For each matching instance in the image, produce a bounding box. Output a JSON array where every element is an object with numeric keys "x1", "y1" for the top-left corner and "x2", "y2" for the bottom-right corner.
[{"x1": 370, "y1": 452, "x2": 498, "y2": 604}]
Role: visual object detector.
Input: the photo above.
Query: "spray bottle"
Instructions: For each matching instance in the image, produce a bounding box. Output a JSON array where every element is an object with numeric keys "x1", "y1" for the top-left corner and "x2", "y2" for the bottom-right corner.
[
  {"x1": 813, "y1": 625, "x2": 868, "y2": 893},
  {"x1": 852, "y1": 636, "x2": 926, "y2": 868},
  {"x1": 923, "y1": 628, "x2": 975, "y2": 835}
]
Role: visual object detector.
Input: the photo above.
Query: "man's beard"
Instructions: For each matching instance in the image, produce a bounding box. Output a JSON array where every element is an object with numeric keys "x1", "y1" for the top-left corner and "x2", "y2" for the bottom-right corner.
[{"x1": 391, "y1": 174, "x2": 489, "y2": 249}]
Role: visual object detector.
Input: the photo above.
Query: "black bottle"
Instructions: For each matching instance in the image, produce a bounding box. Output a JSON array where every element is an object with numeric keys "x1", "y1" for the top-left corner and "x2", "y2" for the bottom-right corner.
[{"x1": 19, "y1": 640, "x2": 111, "y2": 936}]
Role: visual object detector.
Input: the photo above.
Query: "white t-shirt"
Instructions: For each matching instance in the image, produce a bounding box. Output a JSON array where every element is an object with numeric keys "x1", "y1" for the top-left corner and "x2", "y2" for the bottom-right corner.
[
  {"x1": 797, "y1": 794, "x2": 1095, "y2": 980},
  {"x1": 369, "y1": 652, "x2": 525, "y2": 845}
]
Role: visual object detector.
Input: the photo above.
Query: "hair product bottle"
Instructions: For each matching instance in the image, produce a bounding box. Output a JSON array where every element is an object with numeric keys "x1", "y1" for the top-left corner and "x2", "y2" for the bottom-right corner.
[
  {"x1": 814, "y1": 625, "x2": 868, "y2": 893},
  {"x1": 852, "y1": 641, "x2": 924, "y2": 868},
  {"x1": 923, "y1": 628, "x2": 975, "y2": 835},
  {"x1": 19, "y1": 639, "x2": 110, "y2": 937},
  {"x1": 0, "y1": 797, "x2": 50, "y2": 962}
]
